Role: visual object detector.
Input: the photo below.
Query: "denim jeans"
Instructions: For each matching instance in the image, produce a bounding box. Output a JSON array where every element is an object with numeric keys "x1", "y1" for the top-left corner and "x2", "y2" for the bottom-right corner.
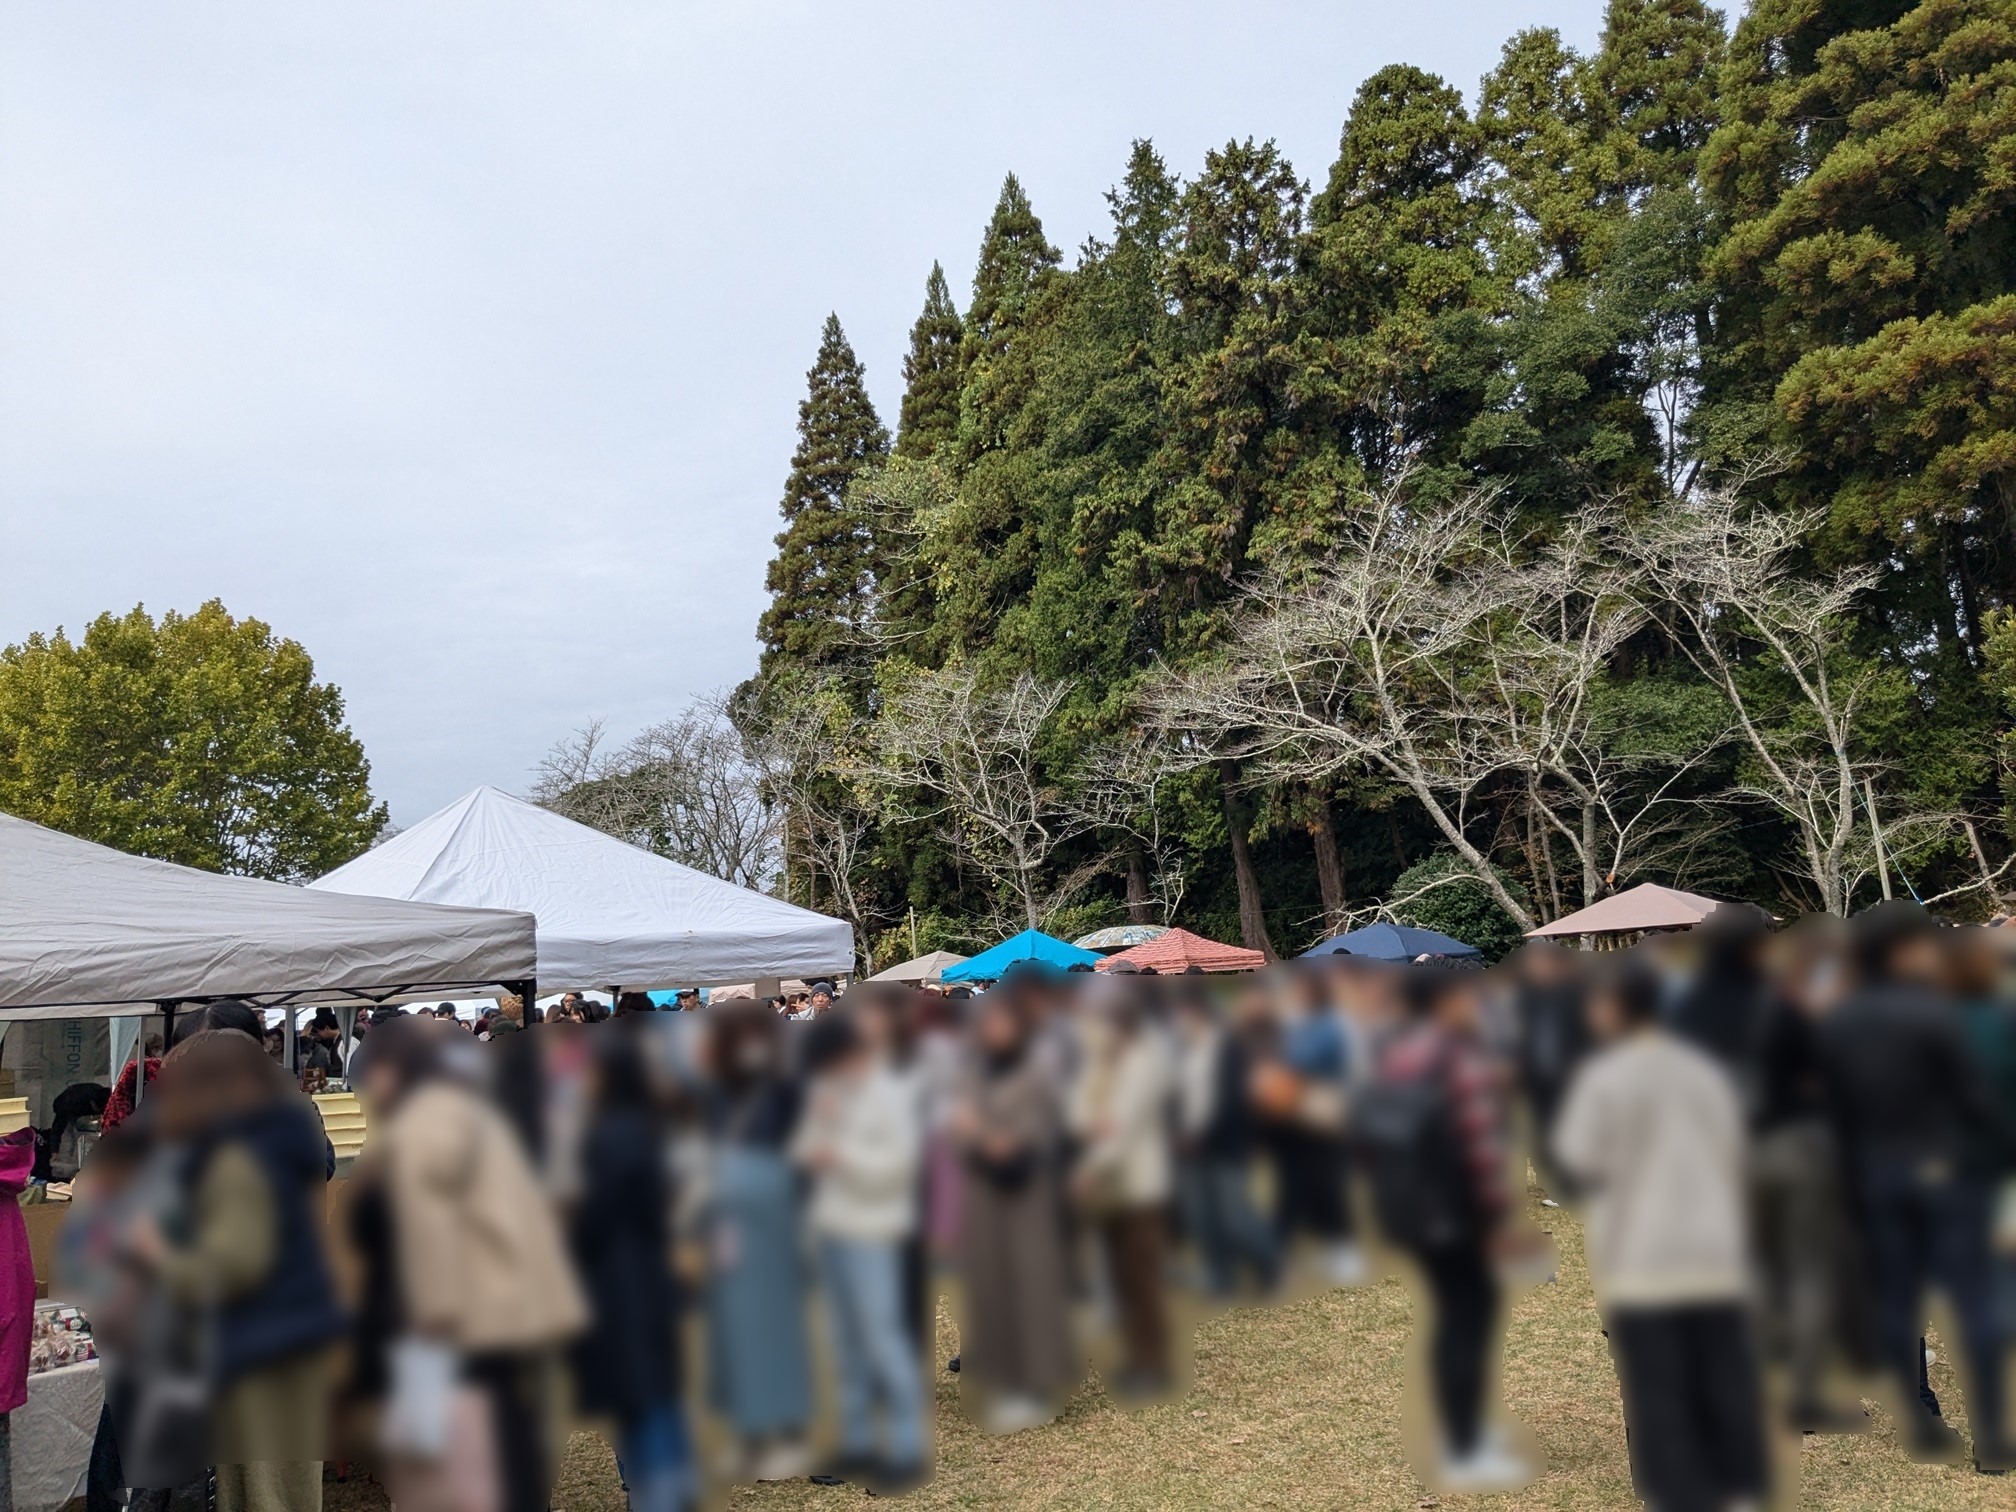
[
  {"x1": 817, "y1": 1236, "x2": 927, "y2": 1468},
  {"x1": 1856, "y1": 1156, "x2": 2003, "y2": 1445},
  {"x1": 1179, "y1": 1156, "x2": 1281, "y2": 1296},
  {"x1": 616, "y1": 1399, "x2": 693, "y2": 1512}
]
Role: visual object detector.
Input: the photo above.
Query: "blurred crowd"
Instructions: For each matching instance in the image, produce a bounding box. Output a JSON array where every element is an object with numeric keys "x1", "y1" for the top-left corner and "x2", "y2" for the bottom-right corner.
[{"x1": 54, "y1": 899, "x2": 2016, "y2": 1512}]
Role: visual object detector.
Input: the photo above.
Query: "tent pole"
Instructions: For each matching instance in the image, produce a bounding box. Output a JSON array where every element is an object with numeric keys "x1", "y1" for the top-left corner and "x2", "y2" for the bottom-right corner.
[
  {"x1": 283, "y1": 1007, "x2": 298, "y2": 1083},
  {"x1": 142, "y1": 1002, "x2": 175, "y2": 1106}
]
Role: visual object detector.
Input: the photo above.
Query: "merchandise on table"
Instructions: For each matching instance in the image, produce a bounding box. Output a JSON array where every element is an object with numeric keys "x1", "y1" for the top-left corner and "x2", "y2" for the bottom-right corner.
[{"x1": 28, "y1": 1302, "x2": 96, "y2": 1374}]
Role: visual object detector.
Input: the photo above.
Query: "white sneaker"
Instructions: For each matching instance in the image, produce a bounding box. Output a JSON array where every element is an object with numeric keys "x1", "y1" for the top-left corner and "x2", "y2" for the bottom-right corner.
[
  {"x1": 1439, "y1": 1437, "x2": 1533, "y2": 1493},
  {"x1": 752, "y1": 1440, "x2": 814, "y2": 1482},
  {"x1": 982, "y1": 1394, "x2": 1054, "y2": 1434},
  {"x1": 1321, "y1": 1242, "x2": 1370, "y2": 1287}
]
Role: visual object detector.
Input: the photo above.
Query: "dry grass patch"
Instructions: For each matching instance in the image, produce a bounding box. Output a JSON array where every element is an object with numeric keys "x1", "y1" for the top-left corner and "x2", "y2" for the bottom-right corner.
[{"x1": 334, "y1": 1187, "x2": 2009, "y2": 1511}]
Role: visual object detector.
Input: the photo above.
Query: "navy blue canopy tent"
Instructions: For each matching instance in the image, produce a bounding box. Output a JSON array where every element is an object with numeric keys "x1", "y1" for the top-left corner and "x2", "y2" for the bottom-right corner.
[{"x1": 1300, "y1": 922, "x2": 1480, "y2": 961}]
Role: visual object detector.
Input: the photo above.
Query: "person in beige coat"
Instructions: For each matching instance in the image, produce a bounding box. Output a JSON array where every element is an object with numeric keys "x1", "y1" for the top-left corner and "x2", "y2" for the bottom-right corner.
[
  {"x1": 1068, "y1": 991, "x2": 1174, "y2": 1399},
  {"x1": 348, "y1": 1018, "x2": 587, "y2": 1512}
]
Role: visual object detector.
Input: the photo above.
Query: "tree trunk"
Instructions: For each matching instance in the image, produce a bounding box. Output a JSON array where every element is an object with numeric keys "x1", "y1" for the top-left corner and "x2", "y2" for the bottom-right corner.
[
  {"x1": 1220, "y1": 764, "x2": 1276, "y2": 959},
  {"x1": 1308, "y1": 796, "x2": 1347, "y2": 932},
  {"x1": 1581, "y1": 799, "x2": 1600, "y2": 907},
  {"x1": 1126, "y1": 846, "x2": 1154, "y2": 924}
]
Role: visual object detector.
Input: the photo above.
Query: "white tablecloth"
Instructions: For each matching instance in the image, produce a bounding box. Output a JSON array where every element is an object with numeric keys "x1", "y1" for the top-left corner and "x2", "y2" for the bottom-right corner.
[{"x1": 13, "y1": 1358, "x2": 103, "y2": 1512}]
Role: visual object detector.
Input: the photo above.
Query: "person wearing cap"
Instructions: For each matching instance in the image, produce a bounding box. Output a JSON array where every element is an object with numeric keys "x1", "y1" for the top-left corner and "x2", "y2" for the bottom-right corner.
[{"x1": 675, "y1": 989, "x2": 702, "y2": 1012}]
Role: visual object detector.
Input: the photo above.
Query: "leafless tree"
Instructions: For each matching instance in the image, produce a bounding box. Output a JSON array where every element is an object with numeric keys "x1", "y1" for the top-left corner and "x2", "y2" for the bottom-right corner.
[
  {"x1": 533, "y1": 695, "x2": 778, "y2": 890},
  {"x1": 737, "y1": 681, "x2": 884, "y2": 974},
  {"x1": 1154, "y1": 472, "x2": 1762, "y2": 929},
  {"x1": 1618, "y1": 479, "x2": 1895, "y2": 916},
  {"x1": 867, "y1": 666, "x2": 1094, "y2": 933},
  {"x1": 1469, "y1": 503, "x2": 1730, "y2": 909},
  {"x1": 1067, "y1": 727, "x2": 1193, "y2": 926}
]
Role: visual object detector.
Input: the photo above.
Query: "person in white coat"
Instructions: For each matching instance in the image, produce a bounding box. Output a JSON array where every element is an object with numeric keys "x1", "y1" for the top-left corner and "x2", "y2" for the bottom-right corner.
[
  {"x1": 791, "y1": 1012, "x2": 928, "y2": 1490},
  {"x1": 1553, "y1": 954, "x2": 1768, "y2": 1512}
]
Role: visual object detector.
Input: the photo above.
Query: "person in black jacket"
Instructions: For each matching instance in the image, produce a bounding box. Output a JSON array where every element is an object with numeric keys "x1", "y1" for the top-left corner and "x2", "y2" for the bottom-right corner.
[
  {"x1": 569, "y1": 1021, "x2": 691, "y2": 1512},
  {"x1": 1507, "y1": 942, "x2": 1588, "y2": 1193},
  {"x1": 1817, "y1": 903, "x2": 2015, "y2": 1471},
  {"x1": 1172, "y1": 988, "x2": 1280, "y2": 1298},
  {"x1": 137, "y1": 1029, "x2": 346, "y2": 1512}
]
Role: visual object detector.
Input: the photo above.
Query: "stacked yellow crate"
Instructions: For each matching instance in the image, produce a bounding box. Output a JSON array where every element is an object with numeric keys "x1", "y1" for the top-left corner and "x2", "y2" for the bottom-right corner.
[{"x1": 312, "y1": 1091, "x2": 368, "y2": 1162}]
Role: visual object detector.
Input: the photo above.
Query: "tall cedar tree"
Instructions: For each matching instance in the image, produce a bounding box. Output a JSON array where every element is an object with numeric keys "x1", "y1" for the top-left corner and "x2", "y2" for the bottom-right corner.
[
  {"x1": 756, "y1": 315, "x2": 890, "y2": 679},
  {"x1": 895, "y1": 263, "x2": 963, "y2": 460},
  {"x1": 1465, "y1": 4, "x2": 1726, "y2": 512},
  {"x1": 957, "y1": 174, "x2": 1062, "y2": 468},
  {"x1": 1306, "y1": 66, "x2": 1500, "y2": 492},
  {"x1": 1156, "y1": 139, "x2": 1324, "y2": 954},
  {"x1": 930, "y1": 176, "x2": 1062, "y2": 655},
  {"x1": 1705, "y1": 0, "x2": 2016, "y2": 664}
]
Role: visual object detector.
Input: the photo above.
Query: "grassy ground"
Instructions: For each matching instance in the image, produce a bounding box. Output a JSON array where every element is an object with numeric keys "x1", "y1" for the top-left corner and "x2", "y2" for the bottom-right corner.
[{"x1": 347, "y1": 1184, "x2": 2011, "y2": 1511}]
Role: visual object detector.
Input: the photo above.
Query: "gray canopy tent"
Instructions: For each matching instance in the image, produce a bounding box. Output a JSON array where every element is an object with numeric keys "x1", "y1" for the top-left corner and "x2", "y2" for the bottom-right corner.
[{"x1": 0, "y1": 812, "x2": 538, "y2": 1105}]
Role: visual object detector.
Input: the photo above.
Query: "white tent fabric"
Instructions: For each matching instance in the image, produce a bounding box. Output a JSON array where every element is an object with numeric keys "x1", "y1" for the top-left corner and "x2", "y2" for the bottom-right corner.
[
  {"x1": 0, "y1": 812, "x2": 537, "y2": 1019},
  {"x1": 310, "y1": 786, "x2": 854, "y2": 990}
]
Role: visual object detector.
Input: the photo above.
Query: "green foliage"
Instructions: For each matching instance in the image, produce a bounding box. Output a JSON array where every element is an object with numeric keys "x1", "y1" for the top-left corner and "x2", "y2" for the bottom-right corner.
[
  {"x1": 895, "y1": 263, "x2": 963, "y2": 462},
  {"x1": 1988, "y1": 606, "x2": 2016, "y2": 815},
  {"x1": 743, "y1": 1, "x2": 2016, "y2": 949},
  {"x1": 1703, "y1": 0, "x2": 2016, "y2": 657},
  {"x1": 1392, "y1": 852, "x2": 1532, "y2": 962},
  {"x1": 757, "y1": 314, "x2": 890, "y2": 680},
  {"x1": 0, "y1": 600, "x2": 387, "y2": 879}
]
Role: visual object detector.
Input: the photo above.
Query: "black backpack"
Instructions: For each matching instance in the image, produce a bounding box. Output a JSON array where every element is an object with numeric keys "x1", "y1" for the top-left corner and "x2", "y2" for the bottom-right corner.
[{"x1": 1352, "y1": 1068, "x2": 1481, "y2": 1250}]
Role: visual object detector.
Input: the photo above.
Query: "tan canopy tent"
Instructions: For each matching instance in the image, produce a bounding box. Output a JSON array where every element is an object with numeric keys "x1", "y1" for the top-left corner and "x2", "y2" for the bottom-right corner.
[
  {"x1": 1526, "y1": 882, "x2": 1728, "y2": 939},
  {"x1": 865, "y1": 950, "x2": 969, "y2": 984}
]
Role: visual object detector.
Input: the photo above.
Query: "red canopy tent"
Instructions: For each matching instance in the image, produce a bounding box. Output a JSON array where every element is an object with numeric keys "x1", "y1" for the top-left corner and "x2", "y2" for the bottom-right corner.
[{"x1": 1095, "y1": 927, "x2": 1266, "y2": 974}]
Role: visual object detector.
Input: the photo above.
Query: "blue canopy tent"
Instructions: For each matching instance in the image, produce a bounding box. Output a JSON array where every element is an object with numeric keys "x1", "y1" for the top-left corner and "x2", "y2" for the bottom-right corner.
[
  {"x1": 1301, "y1": 922, "x2": 1480, "y2": 962},
  {"x1": 940, "y1": 929, "x2": 1102, "y2": 982}
]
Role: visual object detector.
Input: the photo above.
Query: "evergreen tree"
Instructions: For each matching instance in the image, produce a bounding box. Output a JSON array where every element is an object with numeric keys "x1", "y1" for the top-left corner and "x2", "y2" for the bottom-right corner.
[
  {"x1": 756, "y1": 314, "x2": 890, "y2": 679},
  {"x1": 1704, "y1": 0, "x2": 2016, "y2": 659},
  {"x1": 957, "y1": 174, "x2": 1062, "y2": 467},
  {"x1": 894, "y1": 263, "x2": 963, "y2": 461},
  {"x1": 735, "y1": 4, "x2": 2016, "y2": 945},
  {"x1": 927, "y1": 176, "x2": 1063, "y2": 655},
  {"x1": 1592, "y1": 0, "x2": 1727, "y2": 193},
  {"x1": 1306, "y1": 66, "x2": 1500, "y2": 489},
  {"x1": 1468, "y1": 12, "x2": 1726, "y2": 513},
  {"x1": 1477, "y1": 28, "x2": 1610, "y2": 279}
]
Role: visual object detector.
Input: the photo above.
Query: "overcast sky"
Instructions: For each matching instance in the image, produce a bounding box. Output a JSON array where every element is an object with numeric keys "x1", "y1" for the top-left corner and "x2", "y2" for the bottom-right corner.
[{"x1": 2, "y1": 0, "x2": 1613, "y2": 828}]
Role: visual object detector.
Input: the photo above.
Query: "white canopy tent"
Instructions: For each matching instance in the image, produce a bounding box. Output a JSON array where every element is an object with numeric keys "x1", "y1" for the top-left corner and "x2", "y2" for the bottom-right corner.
[
  {"x1": 310, "y1": 786, "x2": 855, "y2": 991},
  {"x1": 0, "y1": 811, "x2": 538, "y2": 1020}
]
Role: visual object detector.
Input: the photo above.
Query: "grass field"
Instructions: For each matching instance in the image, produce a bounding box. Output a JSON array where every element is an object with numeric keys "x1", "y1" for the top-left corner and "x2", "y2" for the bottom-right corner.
[{"x1": 347, "y1": 1180, "x2": 2010, "y2": 1511}]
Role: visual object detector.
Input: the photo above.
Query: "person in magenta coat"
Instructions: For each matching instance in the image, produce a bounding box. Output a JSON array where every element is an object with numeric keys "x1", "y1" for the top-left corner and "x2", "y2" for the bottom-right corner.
[{"x1": 0, "y1": 1123, "x2": 37, "y2": 1415}]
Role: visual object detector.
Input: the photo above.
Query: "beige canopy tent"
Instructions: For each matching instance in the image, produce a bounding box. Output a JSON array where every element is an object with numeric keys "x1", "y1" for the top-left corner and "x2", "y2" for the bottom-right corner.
[
  {"x1": 1526, "y1": 882, "x2": 1728, "y2": 939},
  {"x1": 865, "y1": 950, "x2": 969, "y2": 984}
]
